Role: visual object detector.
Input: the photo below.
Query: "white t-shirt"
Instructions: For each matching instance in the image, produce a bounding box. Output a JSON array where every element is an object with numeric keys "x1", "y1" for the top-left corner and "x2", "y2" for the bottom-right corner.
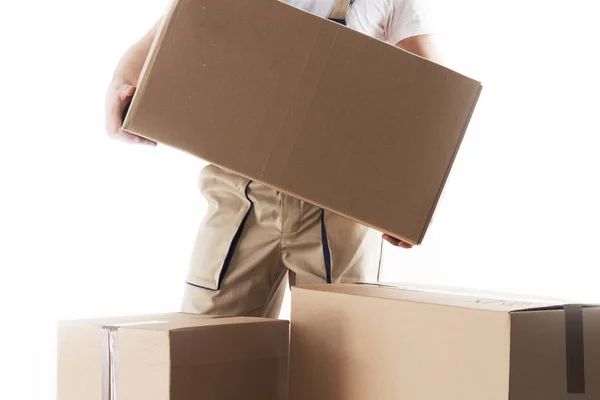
[{"x1": 283, "y1": 0, "x2": 434, "y2": 46}]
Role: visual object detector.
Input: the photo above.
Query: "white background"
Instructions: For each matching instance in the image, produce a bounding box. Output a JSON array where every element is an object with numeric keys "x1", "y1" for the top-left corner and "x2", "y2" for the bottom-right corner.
[{"x1": 1, "y1": 0, "x2": 599, "y2": 398}]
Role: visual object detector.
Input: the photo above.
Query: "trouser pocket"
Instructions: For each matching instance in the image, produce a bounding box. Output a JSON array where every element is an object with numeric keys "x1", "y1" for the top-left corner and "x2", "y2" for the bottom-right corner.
[{"x1": 186, "y1": 165, "x2": 252, "y2": 291}]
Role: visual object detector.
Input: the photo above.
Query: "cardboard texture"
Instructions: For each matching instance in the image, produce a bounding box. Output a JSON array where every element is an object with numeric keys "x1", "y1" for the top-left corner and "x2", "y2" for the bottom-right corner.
[
  {"x1": 123, "y1": 0, "x2": 482, "y2": 245},
  {"x1": 57, "y1": 313, "x2": 289, "y2": 400},
  {"x1": 289, "y1": 284, "x2": 600, "y2": 400}
]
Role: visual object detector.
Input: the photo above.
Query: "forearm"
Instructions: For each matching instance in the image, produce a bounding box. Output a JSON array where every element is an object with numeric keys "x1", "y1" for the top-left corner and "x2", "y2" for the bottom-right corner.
[{"x1": 111, "y1": 19, "x2": 161, "y2": 85}]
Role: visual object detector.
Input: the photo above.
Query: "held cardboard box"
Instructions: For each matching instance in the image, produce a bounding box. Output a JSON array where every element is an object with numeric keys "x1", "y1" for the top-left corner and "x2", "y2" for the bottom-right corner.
[
  {"x1": 57, "y1": 313, "x2": 289, "y2": 400},
  {"x1": 289, "y1": 283, "x2": 600, "y2": 400},
  {"x1": 122, "y1": 0, "x2": 482, "y2": 245}
]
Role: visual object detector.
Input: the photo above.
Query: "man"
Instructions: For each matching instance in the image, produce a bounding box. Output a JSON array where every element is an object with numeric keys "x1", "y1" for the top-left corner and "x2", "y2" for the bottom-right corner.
[{"x1": 105, "y1": 0, "x2": 442, "y2": 317}]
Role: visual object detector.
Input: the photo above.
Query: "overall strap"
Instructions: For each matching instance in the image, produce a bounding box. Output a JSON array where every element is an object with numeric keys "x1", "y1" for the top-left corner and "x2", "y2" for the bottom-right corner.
[{"x1": 328, "y1": 0, "x2": 353, "y2": 25}]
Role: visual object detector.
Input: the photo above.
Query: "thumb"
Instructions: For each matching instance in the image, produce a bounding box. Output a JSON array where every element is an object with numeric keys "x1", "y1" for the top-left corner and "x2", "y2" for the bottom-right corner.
[{"x1": 120, "y1": 84, "x2": 136, "y2": 101}]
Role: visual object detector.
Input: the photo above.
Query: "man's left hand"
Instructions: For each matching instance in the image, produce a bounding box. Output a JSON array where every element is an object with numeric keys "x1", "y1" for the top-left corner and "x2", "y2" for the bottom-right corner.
[{"x1": 382, "y1": 234, "x2": 413, "y2": 249}]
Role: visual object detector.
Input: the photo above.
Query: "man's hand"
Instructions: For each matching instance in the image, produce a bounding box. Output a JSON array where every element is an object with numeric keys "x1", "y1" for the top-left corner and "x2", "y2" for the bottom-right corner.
[
  {"x1": 105, "y1": 81, "x2": 156, "y2": 146},
  {"x1": 382, "y1": 234, "x2": 413, "y2": 249},
  {"x1": 104, "y1": 19, "x2": 161, "y2": 146}
]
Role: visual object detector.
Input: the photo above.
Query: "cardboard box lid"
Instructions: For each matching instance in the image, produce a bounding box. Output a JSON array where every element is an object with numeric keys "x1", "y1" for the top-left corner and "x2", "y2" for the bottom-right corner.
[
  {"x1": 294, "y1": 282, "x2": 598, "y2": 312},
  {"x1": 123, "y1": 0, "x2": 482, "y2": 245}
]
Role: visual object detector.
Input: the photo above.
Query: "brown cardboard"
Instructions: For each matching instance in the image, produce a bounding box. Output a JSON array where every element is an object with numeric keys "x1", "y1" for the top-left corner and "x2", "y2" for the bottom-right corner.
[
  {"x1": 123, "y1": 0, "x2": 482, "y2": 245},
  {"x1": 57, "y1": 313, "x2": 289, "y2": 400},
  {"x1": 289, "y1": 283, "x2": 600, "y2": 400}
]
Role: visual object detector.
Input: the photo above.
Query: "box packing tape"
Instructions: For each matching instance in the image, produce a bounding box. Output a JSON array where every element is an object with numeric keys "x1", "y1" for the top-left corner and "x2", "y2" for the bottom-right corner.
[
  {"x1": 100, "y1": 321, "x2": 168, "y2": 400},
  {"x1": 564, "y1": 304, "x2": 586, "y2": 394}
]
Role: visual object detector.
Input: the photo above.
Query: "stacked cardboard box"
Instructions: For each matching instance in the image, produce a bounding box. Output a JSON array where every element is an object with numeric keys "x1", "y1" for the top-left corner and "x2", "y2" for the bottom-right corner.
[
  {"x1": 289, "y1": 283, "x2": 600, "y2": 400},
  {"x1": 57, "y1": 313, "x2": 289, "y2": 400}
]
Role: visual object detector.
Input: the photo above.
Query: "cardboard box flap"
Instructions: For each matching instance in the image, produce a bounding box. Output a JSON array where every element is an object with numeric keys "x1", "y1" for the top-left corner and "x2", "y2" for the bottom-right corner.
[{"x1": 295, "y1": 283, "x2": 570, "y2": 312}]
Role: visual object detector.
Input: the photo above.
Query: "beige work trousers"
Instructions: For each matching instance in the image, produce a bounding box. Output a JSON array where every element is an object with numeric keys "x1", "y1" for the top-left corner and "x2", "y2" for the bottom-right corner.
[{"x1": 181, "y1": 164, "x2": 383, "y2": 318}]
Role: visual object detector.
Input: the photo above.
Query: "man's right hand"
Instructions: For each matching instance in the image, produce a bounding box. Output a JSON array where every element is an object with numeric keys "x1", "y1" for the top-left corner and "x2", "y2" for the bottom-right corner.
[{"x1": 105, "y1": 81, "x2": 156, "y2": 146}]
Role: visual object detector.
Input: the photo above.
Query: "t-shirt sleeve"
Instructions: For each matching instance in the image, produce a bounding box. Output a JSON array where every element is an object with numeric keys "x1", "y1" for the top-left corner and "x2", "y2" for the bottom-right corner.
[{"x1": 385, "y1": 0, "x2": 436, "y2": 45}]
